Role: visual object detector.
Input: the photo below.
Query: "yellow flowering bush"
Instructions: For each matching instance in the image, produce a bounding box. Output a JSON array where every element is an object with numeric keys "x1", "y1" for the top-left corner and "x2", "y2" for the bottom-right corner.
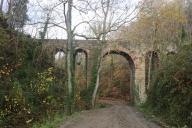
[
  {"x1": 0, "y1": 19, "x2": 66, "y2": 127},
  {"x1": 0, "y1": 81, "x2": 33, "y2": 128},
  {"x1": 28, "y1": 67, "x2": 66, "y2": 122},
  {"x1": 0, "y1": 67, "x2": 66, "y2": 128}
]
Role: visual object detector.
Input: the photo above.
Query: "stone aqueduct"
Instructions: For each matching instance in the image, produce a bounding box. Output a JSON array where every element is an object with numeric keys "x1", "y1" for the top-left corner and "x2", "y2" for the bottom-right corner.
[{"x1": 43, "y1": 39, "x2": 160, "y2": 103}]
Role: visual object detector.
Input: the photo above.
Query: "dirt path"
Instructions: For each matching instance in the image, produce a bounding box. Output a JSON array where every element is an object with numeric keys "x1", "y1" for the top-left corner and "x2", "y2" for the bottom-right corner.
[{"x1": 59, "y1": 103, "x2": 161, "y2": 128}]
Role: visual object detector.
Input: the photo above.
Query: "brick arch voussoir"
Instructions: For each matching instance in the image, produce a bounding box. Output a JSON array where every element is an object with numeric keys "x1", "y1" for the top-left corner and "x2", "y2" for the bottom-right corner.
[{"x1": 102, "y1": 46, "x2": 137, "y2": 63}]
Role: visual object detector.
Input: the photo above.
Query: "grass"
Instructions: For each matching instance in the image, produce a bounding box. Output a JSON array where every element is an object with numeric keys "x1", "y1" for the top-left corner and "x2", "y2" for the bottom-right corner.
[
  {"x1": 32, "y1": 114, "x2": 67, "y2": 128},
  {"x1": 139, "y1": 105, "x2": 190, "y2": 128},
  {"x1": 32, "y1": 103, "x2": 110, "y2": 128},
  {"x1": 32, "y1": 112, "x2": 81, "y2": 128},
  {"x1": 138, "y1": 104, "x2": 170, "y2": 128}
]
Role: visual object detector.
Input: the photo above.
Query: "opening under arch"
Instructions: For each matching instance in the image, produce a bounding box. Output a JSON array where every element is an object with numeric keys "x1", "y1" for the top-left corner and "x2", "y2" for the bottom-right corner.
[
  {"x1": 74, "y1": 48, "x2": 88, "y2": 89},
  {"x1": 99, "y1": 50, "x2": 135, "y2": 104},
  {"x1": 54, "y1": 49, "x2": 65, "y2": 68}
]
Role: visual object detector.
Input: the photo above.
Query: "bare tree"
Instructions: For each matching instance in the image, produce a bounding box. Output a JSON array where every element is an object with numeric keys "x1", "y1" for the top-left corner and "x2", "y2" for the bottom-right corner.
[
  {"x1": 26, "y1": 0, "x2": 139, "y2": 109},
  {"x1": 54, "y1": 0, "x2": 139, "y2": 107},
  {"x1": 78, "y1": 0, "x2": 139, "y2": 107},
  {"x1": 65, "y1": 0, "x2": 74, "y2": 115},
  {"x1": 186, "y1": 0, "x2": 192, "y2": 40},
  {"x1": 6, "y1": 0, "x2": 29, "y2": 29},
  {"x1": 0, "y1": 0, "x2": 4, "y2": 13},
  {"x1": 7, "y1": 0, "x2": 13, "y2": 15}
]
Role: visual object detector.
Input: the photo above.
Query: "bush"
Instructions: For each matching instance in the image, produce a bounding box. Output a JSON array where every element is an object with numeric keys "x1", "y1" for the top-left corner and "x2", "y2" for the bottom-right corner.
[
  {"x1": 0, "y1": 67, "x2": 66, "y2": 128},
  {"x1": 28, "y1": 67, "x2": 66, "y2": 120},
  {"x1": 0, "y1": 81, "x2": 33, "y2": 128},
  {"x1": 146, "y1": 44, "x2": 192, "y2": 127},
  {"x1": 0, "y1": 23, "x2": 67, "y2": 127}
]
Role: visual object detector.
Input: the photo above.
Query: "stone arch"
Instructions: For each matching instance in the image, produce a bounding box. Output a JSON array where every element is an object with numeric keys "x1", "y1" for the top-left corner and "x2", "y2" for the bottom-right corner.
[
  {"x1": 101, "y1": 49, "x2": 136, "y2": 103},
  {"x1": 145, "y1": 51, "x2": 159, "y2": 92},
  {"x1": 54, "y1": 48, "x2": 66, "y2": 55},
  {"x1": 74, "y1": 48, "x2": 88, "y2": 88},
  {"x1": 54, "y1": 48, "x2": 66, "y2": 68},
  {"x1": 54, "y1": 48, "x2": 66, "y2": 61}
]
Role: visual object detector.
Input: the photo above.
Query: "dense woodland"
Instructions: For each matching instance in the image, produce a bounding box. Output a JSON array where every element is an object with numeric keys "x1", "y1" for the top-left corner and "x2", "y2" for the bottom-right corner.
[{"x1": 0, "y1": 0, "x2": 191, "y2": 128}]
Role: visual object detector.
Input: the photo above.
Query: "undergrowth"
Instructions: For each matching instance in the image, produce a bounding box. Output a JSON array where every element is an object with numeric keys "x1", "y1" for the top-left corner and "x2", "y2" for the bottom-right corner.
[
  {"x1": 145, "y1": 43, "x2": 192, "y2": 128},
  {"x1": 32, "y1": 114, "x2": 67, "y2": 128}
]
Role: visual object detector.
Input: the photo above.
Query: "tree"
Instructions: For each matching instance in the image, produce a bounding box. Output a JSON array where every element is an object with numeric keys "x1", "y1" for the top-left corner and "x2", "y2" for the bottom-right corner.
[
  {"x1": 26, "y1": 0, "x2": 139, "y2": 109},
  {"x1": 6, "y1": 0, "x2": 29, "y2": 30},
  {"x1": 186, "y1": 0, "x2": 192, "y2": 40},
  {"x1": 7, "y1": 0, "x2": 13, "y2": 15},
  {"x1": 39, "y1": 13, "x2": 50, "y2": 41},
  {"x1": 60, "y1": 0, "x2": 139, "y2": 107},
  {"x1": 74, "y1": 0, "x2": 139, "y2": 107},
  {"x1": 65, "y1": 0, "x2": 74, "y2": 115},
  {"x1": 0, "y1": 0, "x2": 4, "y2": 13},
  {"x1": 115, "y1": 0, "x2": 188, "y2": 90}
]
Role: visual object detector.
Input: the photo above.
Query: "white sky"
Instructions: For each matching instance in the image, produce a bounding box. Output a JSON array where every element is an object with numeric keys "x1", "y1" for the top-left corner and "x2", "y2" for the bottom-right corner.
[
  {"x1": 24, "y1": 0, "x2": 140, "y2": 39},
  {"x1": 55, "y1": 51, "x2": 65, "y2": 60}
]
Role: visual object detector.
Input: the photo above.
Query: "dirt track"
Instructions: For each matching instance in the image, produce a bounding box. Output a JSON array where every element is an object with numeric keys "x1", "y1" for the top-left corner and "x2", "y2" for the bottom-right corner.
[{"x1": 59, "y1": 103, "x2": 161, "y2": 128}]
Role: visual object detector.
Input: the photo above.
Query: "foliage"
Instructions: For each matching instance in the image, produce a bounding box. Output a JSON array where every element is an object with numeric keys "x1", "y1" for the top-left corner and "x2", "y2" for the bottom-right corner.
[
  {"x1": 0, "y1": 81, "x2": 32, "y2": 128},
  {"x1": 0, "y1": 18, "x2": 67, "y2": 127},
  {"x1": 0, "y1": 51, "x2": 66, "y2": 128},
  {"x1": 76, "y1": 49, "x2": 100, "y2": 110},
  {"x1": 9, "y1": 0, "x2": 29, "y2": 29},
  {"x1": 99, "y1": 54, "x2": 130, "y2": 101},
  {"x1": 27, "y1": 67, "x2": 66, "y2": 122},
  {"x1": 116, "y1": 0, "x2": 188, "y2": 49},
  {"x1": 32, "y1": 113, "x2": 67, "y2": 128},
  {"x1": 32, "y1": 111, "x2": 81, "y2": 128},
  {"x1": 146, "y1": 43, "x2": 192, "y2": 127}
]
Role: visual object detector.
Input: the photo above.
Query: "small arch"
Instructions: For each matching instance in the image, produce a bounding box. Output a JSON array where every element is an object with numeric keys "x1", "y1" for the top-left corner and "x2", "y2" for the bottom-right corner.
[
  {"x1": 74, "y1": 48, "x2": 88, "y2": 88},
  {"x1": 54, "y1": 49, "x2": 66, "y2": 68},
  {"x1": 145, "y1": 51, "x2": 159, "y2": 92},
  {"x1": 102, "y1": 50, "x2": 135, "y2": 104},
  {"x1": 74, "y1": 48, "x2": 88, "y2": 65},
  {"x1": 55, "y1": 48, "x2": 65, "y2": 54}
]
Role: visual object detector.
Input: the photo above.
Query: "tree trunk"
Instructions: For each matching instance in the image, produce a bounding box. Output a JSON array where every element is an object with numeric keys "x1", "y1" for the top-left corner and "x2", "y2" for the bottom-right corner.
[
  {"x1": 8, "y1": 0, "x2": 13, "y2": 14},
  {"x1": 92, "y1": 57, "x2": 102, "y2": 107},
  {"x1": 147, "y1": 52, "x2": 153, "y2": 90},
  {"x1": 92, "y1": 0, "x2": 110, "y2": 107},
  {"x1": 0, "y1": 0, "x2": 4, "y2": 13},
  {"x1": 7, "y1": 0, "x2": 13, "y2": 28},
  {"x1": 107, "y1": 55, "x2": 113, "y2": 93},
  {"x1": 110, "y1": 55, "x2": 114, "y2": 87},
  {"x1": 92, "y1": 42, "x2": 104, "y2": 107},
  {"x1": 66, "y1": 0, "x2": 74, "y2": 115},
  {"x1": 101, "y1": 0, "x2": 110, "y2": 42}
]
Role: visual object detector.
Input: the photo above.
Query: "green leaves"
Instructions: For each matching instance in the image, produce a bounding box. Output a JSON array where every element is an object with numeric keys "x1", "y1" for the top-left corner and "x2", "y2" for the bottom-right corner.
[{"x1": 146, "y1": 44, "x2": 192, "y2": 127}]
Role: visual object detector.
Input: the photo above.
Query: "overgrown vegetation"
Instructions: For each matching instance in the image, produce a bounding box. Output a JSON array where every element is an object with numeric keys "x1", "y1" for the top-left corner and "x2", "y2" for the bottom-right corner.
[
  {"x1": 115, "y1": 0, "x2": 192, "y2": 127},
  {"x1": 77, "y1": 48, "x2": 100, "y2": 110},
  {"x1": 1, "y1": 0, "x2": 192, "y2": 127},
  {"x1": 32, "y1": 113, "x2": 67, "y2": 128},
  {"x1": 0, "y1": 17, "x2": 67, "y2": 127},
  {"x1": 99, "y1": 54, "x2": 130, "y2": 101},
  {"x1": 145, "y1": 43, "x2": 192, "y2": 127}
]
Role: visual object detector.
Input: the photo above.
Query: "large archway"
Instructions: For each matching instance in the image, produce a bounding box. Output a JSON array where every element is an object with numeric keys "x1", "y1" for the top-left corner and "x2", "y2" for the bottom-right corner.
[
  {"x1": 99, "y1": 50, "x2": 135, "y2": 104},
  {"x1": 74, "y1": 48, "x2": 88, "y2": 89}
]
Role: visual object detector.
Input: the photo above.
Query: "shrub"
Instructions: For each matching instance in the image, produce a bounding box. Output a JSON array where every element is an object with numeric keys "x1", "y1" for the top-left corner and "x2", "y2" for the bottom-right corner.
[
  {"x1": 0, "y1": 23, "x2": 67, "y2": 127},
  {"x1": 146, "y1": 44, "x2": 192, "y2": 127}
]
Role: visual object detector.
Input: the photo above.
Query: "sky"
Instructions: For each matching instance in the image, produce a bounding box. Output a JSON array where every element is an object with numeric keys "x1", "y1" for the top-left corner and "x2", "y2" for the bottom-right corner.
[{"x1": 24, "y1": 0, "x2": 140, "y2": 39}]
